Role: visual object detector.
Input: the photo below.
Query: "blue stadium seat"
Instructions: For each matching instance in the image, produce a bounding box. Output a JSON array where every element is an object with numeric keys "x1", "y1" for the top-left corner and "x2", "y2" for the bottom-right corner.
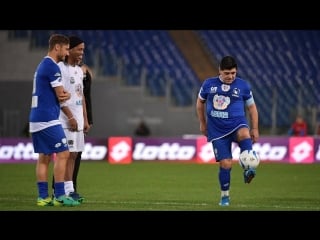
[{"x1": 196, "y1": 30, "x2": 320, "y2": 127}]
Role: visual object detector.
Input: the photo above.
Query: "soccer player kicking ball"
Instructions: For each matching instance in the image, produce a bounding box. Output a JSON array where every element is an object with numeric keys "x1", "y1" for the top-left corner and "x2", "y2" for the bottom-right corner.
[{"x1": 196, "y1": 56, "x2": 260, "y2": 206}]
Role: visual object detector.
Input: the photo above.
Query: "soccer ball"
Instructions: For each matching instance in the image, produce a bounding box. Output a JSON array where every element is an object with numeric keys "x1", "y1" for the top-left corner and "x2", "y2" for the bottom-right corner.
[{"x1": 239, "y1": 150, "x2": 260, "y2": 169}]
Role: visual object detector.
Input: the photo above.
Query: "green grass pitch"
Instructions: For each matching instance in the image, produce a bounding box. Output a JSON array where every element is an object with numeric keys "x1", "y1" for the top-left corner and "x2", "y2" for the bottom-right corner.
[{"x1": 0, "y1": 161, "x2": 319, "y2": 211}]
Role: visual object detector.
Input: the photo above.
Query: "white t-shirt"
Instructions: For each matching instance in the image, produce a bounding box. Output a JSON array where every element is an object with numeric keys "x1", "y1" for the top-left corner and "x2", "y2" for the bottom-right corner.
[{"x1": 58, "y1": 61, "x2": 84, "y2": 130}]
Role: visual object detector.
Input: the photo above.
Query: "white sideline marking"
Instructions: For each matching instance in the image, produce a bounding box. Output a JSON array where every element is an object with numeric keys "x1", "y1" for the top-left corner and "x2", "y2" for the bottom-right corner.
[{"x1": 1, "y1": 197, "x2": 320, "y2": 210}]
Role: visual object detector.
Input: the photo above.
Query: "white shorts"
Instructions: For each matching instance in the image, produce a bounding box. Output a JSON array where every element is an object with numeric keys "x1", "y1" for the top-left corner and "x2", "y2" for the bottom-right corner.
[{"x1": 64, "y1": 129, "x2": 85, "y2": 152}]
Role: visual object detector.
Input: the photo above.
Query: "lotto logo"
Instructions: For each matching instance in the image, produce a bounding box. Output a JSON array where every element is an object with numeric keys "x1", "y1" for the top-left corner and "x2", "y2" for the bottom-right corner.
[
  {"x1": 0, "y1": 142, "x2": 108, "y2": 162},
  {"x1": 196, "y1": 137, "x2": 290, "y2": 163},
  {"x1": 108, "y1": 137, "x2": 132, "y2": 164},
  {"x1": 133, "y1": 142, "x2": 196, "y2": 161},
  {"x1": 0, "y1": 142, "x2": 37, "y2": 161},
  {"x1": 289, "y1": 137, "x2": 314, "y2": 163}
]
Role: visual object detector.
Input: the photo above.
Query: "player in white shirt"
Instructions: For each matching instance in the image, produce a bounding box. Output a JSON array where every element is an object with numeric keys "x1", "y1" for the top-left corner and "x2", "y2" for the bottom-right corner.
[{"x1": 57, "y1": 36, "x2": 90, "y2": 203}]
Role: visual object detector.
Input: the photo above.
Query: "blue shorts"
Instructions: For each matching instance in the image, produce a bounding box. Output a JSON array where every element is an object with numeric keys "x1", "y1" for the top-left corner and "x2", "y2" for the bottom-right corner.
[
  {"x1": 31, "y1": 125, "x2": 69, "y2": 155},
  {"x1": 212, "y1": 131, "x2": 238, "y2": 162}
]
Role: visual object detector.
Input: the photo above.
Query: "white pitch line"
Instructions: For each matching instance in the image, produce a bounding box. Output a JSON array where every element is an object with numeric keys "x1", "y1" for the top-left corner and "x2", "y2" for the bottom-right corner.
[{"x1": 1, "y1": 197, "x2": 320, "y2": 210}]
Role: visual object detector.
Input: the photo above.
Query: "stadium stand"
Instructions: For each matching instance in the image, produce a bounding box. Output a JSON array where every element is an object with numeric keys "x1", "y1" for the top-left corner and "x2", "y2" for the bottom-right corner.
[
  {"x1": 196, "y1": 30, "x2": 320, "y2": 130},
  {"x1": 21, "y1": 30, "x2": 201, "y2": 107},
  {"x1": 9, "y1": 30, "x2": 320, "y2": 133}
]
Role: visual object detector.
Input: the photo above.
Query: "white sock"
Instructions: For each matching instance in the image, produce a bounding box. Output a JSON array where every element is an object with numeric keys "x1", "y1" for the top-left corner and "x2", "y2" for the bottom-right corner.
[
  {"x1": 64, "y1": 181, "x2": 75, "y2": 195},
  {"x1": 221, "y1": 190, "x2": 229, "y2": 197}
]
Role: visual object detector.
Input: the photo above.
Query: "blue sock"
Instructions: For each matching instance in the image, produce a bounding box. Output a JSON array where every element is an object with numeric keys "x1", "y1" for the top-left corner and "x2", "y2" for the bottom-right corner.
[
  {"x1": 238, "y1": 138, "x2": 252, "y2": 152},
  {"x1": 54, "y1": 182, "x2": 65, "y2": 198},
  {"x1": 219, "y1": 167, "x2": 231, "y2": 191},
  {"x1": 37, "y1": 182, "x2": 48, "y2": 199}
]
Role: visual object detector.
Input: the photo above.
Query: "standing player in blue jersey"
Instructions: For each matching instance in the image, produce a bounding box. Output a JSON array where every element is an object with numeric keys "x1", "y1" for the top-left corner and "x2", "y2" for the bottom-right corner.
[
  {"x1": 196, "y1": 56, "x2": 259, "y2": 206},
  {"x1": 29, "y1": 33, "x2": 80, "y2": 207}
]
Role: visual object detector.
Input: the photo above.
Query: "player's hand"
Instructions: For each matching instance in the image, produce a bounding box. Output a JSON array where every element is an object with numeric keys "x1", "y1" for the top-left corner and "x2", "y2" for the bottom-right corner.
[
  {"x1": 83, "y1": 122, "x2": 91, "y2": 135},
  {"x1": 200, "y1": 123, "x2": 207, "y2": 137},
  {"x1": 250, "y1": 129, "x2": 259, "y2": 143},
  {"x1": 58, "y1": 91, "x2": 71, "y2": 102},
  {"x1": 68, "y1": 118, "x2": 78, "y2": 131}
]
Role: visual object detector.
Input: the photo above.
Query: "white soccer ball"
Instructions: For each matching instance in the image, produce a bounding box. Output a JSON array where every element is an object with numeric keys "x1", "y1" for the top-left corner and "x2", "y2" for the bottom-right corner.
[{"x1": 239, "y1": 150, "x2": 260, "y2": 169}]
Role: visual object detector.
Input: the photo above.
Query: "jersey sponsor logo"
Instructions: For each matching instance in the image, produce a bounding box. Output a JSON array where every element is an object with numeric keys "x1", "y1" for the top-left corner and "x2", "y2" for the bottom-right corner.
[
  {"x1": 232, "y1": 88, "x2": 240, "y2": 97},
  {"x1": 210, "y1": 86, "x2": 217, "y2": 93},
  {"x1": 221, "y1": 84, "x2": 230, "y2": 92},
  {"x1": 210, "y1": 110, "x2": 229, "y2": 118},
  {"x1": 213, "y1": 94, "x2": 230, "y2": 110},
  {"x1": 75, "y1": 83, "x2": 82, "y2": 97}
]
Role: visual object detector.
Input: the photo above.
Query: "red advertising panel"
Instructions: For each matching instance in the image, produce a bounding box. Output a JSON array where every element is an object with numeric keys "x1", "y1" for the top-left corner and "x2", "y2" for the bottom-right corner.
[
  {"x1": 289, "y1": 137, "x2": 314, "y2": 163},
  {"x1": 108, "y1": 137, "x2": 132, "y2": 164}
]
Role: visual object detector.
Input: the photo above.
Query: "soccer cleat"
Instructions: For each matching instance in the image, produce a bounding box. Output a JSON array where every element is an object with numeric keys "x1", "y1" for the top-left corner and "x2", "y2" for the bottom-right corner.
[
  {"x1": 37, "y1": 197, "x2": 53, "y2": 206},
  {"x1": 69, "y1": 192, "x2": 84, "y2": 203},
  {"x1": 244, "y1": 168, "x2": 256, "y2": 184},
  {"x1": 219, "y1": 196, "x2": 230, "y2": 206},
  {"x1": 53, "y1": 195, "x2": 80, "y2": 207}
]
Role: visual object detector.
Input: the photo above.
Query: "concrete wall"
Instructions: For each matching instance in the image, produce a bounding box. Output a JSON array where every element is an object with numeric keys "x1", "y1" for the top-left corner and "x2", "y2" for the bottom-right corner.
[
  {"x1": 0, "y1": 80, "x2": 200, "y2": 137},
  {"x1": 0, "y1": 31, "x2": 45, "y2": 81}
]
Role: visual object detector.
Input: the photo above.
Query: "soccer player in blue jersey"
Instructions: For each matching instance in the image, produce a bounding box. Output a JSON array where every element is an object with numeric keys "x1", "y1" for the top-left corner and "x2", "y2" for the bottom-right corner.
[
  {"x1": 29, "y1": 33, "x2": 80, "y2": 207},
  {"x1": 196, "y1": 56, "x2": 259, "y2": 206}
]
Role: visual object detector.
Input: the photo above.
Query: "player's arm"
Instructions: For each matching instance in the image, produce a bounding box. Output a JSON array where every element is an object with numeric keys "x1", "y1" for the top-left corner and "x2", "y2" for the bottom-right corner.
[
  {"x1": 246, "y1": 103, "x2": 259, "y2": 143},
  {"x1": 85, "y1": 64, "x2": 93, "y2": 79},
  {"x1": 60, "y1": 105, "x2": 78, "y2": 131},
  {"x1": 54, "y1": 85, "x2": 71, "y2": 103},
  {"x1": 82, "y1": 93, "x2": 90, "y2": 134},
  {"x1": 196, "y1": 97, "x2": 207, "y2": 136}
]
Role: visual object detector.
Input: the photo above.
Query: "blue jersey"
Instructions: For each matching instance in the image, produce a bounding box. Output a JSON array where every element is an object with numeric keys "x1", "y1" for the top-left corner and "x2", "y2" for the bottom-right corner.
[
  {"x1": 198, "y1": 76, "x2": 255, "y2": 141},
  {"x1": 29, "y1": 56, "x2": 63, "y2": 132}
]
